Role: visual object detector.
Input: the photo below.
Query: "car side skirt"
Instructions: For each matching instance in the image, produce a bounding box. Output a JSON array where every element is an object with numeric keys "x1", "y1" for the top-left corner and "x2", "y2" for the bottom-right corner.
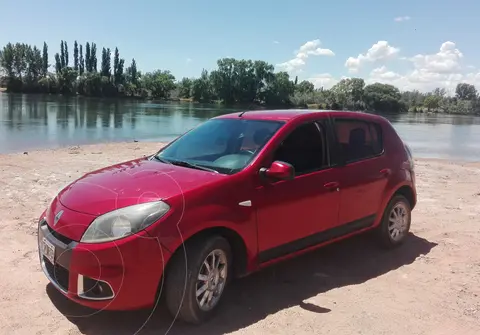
[{"x1": 258, "y1": 215, "x2": 376, "y2": 263}]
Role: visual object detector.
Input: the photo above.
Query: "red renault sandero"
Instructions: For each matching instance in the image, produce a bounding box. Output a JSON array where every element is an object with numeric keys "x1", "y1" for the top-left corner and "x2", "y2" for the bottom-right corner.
[{"x1": 38, "y1": 109, "x2": 416, "y2": 324}]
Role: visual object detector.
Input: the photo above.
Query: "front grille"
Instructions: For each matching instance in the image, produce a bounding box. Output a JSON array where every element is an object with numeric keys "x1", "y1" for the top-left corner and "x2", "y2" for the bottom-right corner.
[
  {"x1": 43, "y1": 257, "x2": 70, "y2": 291},
  {"x1": 46, "y1": 225, "x2": 74, "y2": 245}
]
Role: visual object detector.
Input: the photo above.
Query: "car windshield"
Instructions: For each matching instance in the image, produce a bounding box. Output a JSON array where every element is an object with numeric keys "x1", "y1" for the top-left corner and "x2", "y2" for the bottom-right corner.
[{"x1": 154, "y1": 118, "x2": 285, "y2": 174}]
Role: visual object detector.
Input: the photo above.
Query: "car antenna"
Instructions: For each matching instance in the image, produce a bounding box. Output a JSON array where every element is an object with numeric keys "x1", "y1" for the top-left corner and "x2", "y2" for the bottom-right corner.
[{"x1": 238, "y1": 110, "x2": 247, "y2": 117}]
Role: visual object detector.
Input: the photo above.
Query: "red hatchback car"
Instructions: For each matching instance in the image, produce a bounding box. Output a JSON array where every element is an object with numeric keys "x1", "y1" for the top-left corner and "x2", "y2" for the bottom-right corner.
[{"x1": 38, "y1": 110, "x2": 416, "y2": 324}]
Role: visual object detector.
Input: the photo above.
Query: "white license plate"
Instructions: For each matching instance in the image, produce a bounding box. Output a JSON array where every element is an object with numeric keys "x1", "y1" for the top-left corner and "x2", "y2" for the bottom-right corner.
[{"x1": 41, "y1": 237, "x2": 55, "y2": 264}]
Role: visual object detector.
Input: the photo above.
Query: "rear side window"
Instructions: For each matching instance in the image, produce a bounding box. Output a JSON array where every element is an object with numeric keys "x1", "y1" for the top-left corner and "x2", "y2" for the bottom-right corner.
[{"x1": 333, "y1": 119, "x2": 383, "y2": 162}]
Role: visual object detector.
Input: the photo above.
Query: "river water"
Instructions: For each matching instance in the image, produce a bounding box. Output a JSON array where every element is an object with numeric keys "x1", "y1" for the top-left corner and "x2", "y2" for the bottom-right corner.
[{"x1": 1, "y1": 93, "x2": 480, "y2": 161}]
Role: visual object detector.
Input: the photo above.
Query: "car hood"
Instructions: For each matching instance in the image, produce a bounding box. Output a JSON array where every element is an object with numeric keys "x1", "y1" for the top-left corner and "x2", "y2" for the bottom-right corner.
[{"x1": 57, "y1": 157, "x2": 224, "y2": 216}]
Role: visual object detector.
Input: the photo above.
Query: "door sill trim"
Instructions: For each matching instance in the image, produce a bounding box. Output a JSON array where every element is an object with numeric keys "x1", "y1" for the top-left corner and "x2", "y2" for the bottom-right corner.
[{"x1": 258, "y1": 215, "x2": 375, "y2": 263}]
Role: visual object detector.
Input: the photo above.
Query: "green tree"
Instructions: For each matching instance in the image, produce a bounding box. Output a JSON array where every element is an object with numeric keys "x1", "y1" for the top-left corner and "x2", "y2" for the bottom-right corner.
[
  {"x1": 125, "y1": 58, "x2": 138, "y2": 85},
  {"x1": 74, "y1": 41, "x2": 79, "y2": 71},
  {"x1": 455, "y1": 83, "x2": 478, "y2": 100},
  {"x1": 252, "y1": 60, "x2": 275, "y2": 103},
  {"x1": 112, "y1": 47, "x2": 124, "y2": 85},
  {"x1": 423, "y1": 95, "x2": 441, "y2": 112},
  {"x1": 264, "y1": 71, "x2": 295, "y2": 106},
  {"x1": 77, "y1": 72, "x2": 102, "y2": 96},
  {"x1": 85, "y1": 42, "x2": 91, "y2": 72},
  {"x1": 142, "y1": 70, "x2": 176, "y2": 98},
  {"x1": 433, "y1": 87, "x2": 447, "y2": 97},
  {"x1": 42, "y1": 42, "x2": 48, "y2": 76},
  {"x1": 79, "y1": 44, "x2": 84, "y2": 75},
  {"x1": 191, "y1": 69, "x2": 216, "y2": 102},
  {"x1": 13, "y1": 43, "x2": 27, "y2": 79},
  {"x1": 57, "y1": 67, "x2": 78, "y2": 94},
  {"x1": 64, "y1": 41, "x2": 69, "y2": 68},
  {"x1": 91, "y1": 43, "x2": 97, "y2": 72},
  {"x1": 364, "y1": 83, "x2": 403, "y2": 113},
  {"x1": 60, "y1": 41, "x2": 65, "y2": 69},
  {"x1": 401, "y1": 90, "x2": 426, "y2": 111},
  {"x1": 209, "y1": 58, "x2": 236, "y2": 104},
  {"x1": 331, "y1": 78, "x2": 365, "y2": 110},
  {"x1": 101, "y1": 47, "x2": 111, "y2": 77},
  {"x1": 0, "y1": 43, "x2": 15, "y2": 78},
  {"x1": 113, "y1": 47, "x2": 119, "y2": 82},
  {"x1": 296, "y1": 80, "x2": 315, "y2": 94},
  {"x1": 25, "y1": 45, "x2": 42, "y2": 84},
  {"x1": 54, "y1": 53, "x2": 61, "y2": 73},
  {"x1": 178, "y1": 77, "x2": 193, "y2": 98},
  {"x1": 117, "y1": 59, "x2": 125, "y2": 86},
  {"x1": 208, "y1": 58, "x2": 275, "y2": 105}
]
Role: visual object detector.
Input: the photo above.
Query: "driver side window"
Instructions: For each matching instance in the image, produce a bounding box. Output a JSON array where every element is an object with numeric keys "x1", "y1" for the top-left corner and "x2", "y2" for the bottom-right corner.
[{"x1": 272, "y1": 122, "x2": 328, "y2": 175}]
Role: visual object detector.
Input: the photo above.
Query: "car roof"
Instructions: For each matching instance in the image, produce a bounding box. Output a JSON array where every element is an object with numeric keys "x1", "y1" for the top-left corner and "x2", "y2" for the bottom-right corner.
[{"x1": 215, "y1": 109, "x2": 386, "y2": 123}]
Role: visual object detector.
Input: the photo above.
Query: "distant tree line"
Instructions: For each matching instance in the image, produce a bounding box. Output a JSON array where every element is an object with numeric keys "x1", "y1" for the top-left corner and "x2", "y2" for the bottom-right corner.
[
  {"x1": 0, "y1": 41, "x2": 169, "y2": 99},
  {"x1": 1, "y1": 41, "x2": 479, "y2": 115},
  {"x1": 289, "y1": 79, "x2": 480, "y2": 115}
]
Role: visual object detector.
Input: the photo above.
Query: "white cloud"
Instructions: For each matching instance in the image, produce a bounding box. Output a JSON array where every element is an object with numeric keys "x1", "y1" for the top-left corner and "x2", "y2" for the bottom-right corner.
[
  {"x1": 409, "y1": 41, "x2": 463, "y2": 74},
  {"x1": 307, "y1": 73, "x2": 339, "y2": 89},
  {"x1": 345, "y1": 41, "x2": 400, "y2": 73},
  {"x1": 273, "y1": 40, "x2": 280, "y2": 44},
  {"x1": 295, "y1": 40, "x2": 479, "y2": 94},
  {"x1": 394, "y1": 16, "x2": 411, "y2": 22},
  {"x1": 365, "y1": 42, "x2": 471, "y2": 93},
  {"x1": 370, "y1": 66, "x2": 402, "y2": 81},
  {"x1": 186, "y1": 58, "x2": 192, "y2": 64},
  {"x1": 465, "y1": 72, "x2": 480, "y2": 87},
  {"x1": 277, "y1": 39, "x2": 334, "y2": 73}
]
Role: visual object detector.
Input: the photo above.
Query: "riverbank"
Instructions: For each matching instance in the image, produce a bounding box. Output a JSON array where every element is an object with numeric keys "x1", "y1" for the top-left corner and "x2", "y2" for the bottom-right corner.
[{"x1": 1, "y1": 142, "x2": 479, "y2": 334}]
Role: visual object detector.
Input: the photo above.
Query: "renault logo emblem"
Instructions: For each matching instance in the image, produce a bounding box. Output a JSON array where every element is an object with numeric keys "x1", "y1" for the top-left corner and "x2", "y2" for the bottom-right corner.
[{"x1": 54, "y1": 210, "x2": 63, "y2": 226}]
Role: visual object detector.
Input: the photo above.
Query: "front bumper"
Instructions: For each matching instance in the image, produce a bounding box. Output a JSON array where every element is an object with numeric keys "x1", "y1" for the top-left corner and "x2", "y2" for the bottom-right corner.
[{"x1": 38, "y1": 218, "x2": 172, "y2": 310}]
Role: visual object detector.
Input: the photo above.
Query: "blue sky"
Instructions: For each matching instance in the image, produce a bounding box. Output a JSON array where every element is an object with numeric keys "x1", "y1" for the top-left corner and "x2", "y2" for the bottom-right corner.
[{"x1": 1, "y1": 0, "x2": 479, "y2": 92}]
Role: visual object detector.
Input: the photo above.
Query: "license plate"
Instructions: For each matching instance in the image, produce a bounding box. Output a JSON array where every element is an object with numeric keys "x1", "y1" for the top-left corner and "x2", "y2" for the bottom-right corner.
[{"x1": 41, "y1": 237, "x2": 55, "y2": 264}]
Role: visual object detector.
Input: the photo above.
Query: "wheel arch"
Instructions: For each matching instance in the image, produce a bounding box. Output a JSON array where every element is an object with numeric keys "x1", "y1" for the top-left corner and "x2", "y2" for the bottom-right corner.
[
  {"x1": 375, "y1": 182, "x2": 416, "y2": 228},
  {"x1": 394, "y1": 184, "x2": 416, "y2": 210},
  {"x1": 166, "y1": 226, "x2": 249, "y2": 280}
]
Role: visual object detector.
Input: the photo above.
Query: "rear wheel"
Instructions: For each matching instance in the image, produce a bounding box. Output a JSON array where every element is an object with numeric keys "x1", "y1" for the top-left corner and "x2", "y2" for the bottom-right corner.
[
  {"x1": 165, "y1": 235, "x2": 232, "y2": 324},
  {"x1": 376, "y1": 194, "x2": 411, "y2": 248}
]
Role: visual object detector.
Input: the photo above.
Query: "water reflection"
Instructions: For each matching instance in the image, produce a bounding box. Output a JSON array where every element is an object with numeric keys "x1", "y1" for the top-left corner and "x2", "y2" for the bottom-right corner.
[
  {"x1": 0, "y1": 94, "x2": 241, "y2": 154},
  {"x1": 0, "y1": 93, "x2": 479, "y2": 161}
]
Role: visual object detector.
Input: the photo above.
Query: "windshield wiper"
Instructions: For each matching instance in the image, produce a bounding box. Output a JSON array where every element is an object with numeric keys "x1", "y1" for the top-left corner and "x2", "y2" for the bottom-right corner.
[
  {"x1": 169, "y1": 159, "x2": 219, "y2": 173},
  {"x1": 151, "y1": 155, "x2": 172, "y2": 164}
]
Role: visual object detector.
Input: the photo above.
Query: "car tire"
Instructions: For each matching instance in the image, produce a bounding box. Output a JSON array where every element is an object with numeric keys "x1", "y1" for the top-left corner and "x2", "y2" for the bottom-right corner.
[
  {"x1": 375, "y1": 194, "x2": 411, "y2": 248},
  {"x1": 165, "y1": 235, "x2": 232, "y2": 324}
]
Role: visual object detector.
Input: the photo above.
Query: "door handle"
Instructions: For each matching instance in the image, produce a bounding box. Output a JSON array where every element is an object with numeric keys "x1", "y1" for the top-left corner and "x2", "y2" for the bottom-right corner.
[
  {"x1": 324, "y1": 181, "x2": 340, "y2": 191},
  {"x1": 380, "y1": 168, "x2": 391, "y2": 177}
]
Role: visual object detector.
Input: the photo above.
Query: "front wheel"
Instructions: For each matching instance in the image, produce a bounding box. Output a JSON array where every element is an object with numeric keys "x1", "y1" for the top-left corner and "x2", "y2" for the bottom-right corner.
[
  {"x1": 375, "y1": 194, "x2": 411, "y2": 248},
  {"x1": 165, "y1": 235, "x2": 232, "y2": 324}
]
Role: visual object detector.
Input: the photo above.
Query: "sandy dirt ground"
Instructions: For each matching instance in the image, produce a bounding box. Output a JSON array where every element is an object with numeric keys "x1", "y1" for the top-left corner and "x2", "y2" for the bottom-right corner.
[{"x1": 0, "y1": 142, "x2": 479, "y2": 335}]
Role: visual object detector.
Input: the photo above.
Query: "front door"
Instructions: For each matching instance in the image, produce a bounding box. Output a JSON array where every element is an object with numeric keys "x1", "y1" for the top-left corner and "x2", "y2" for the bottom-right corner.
[{"x1": 255, "y1": 121, "x2": 341, "y2": 263}]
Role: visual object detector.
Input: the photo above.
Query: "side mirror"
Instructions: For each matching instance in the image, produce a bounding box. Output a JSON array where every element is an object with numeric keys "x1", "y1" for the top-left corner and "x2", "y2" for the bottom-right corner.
[{"x1": 259, "y1": 161, "x2": 295, "y2": 181}]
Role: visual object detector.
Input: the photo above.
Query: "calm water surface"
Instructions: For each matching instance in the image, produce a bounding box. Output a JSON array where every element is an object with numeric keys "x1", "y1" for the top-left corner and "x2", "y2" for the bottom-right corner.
[{"x1": 1, "y1": 93, "x2": 480, "y2": 161}]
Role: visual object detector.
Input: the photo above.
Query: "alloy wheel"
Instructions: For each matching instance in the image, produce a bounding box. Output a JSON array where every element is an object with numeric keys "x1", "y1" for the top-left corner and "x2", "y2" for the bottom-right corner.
[
  {"x1": 388, "y1": 202, "x2": 410, "y2": 241},
  {"x1": 195, "y1": 249, "x2": 228, "y2": 311}
]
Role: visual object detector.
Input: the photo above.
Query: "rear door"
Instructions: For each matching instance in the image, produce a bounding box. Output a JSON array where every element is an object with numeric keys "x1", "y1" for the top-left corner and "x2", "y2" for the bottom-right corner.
[{"x1": 330, "y1": 117, "x2": 389, "y2": 227}]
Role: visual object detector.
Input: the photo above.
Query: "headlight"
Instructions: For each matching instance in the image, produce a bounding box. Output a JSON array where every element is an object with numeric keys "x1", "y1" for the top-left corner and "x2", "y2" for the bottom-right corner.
[{"x1": 80, "y1": 201, "x2": 170, "y2": 243}]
